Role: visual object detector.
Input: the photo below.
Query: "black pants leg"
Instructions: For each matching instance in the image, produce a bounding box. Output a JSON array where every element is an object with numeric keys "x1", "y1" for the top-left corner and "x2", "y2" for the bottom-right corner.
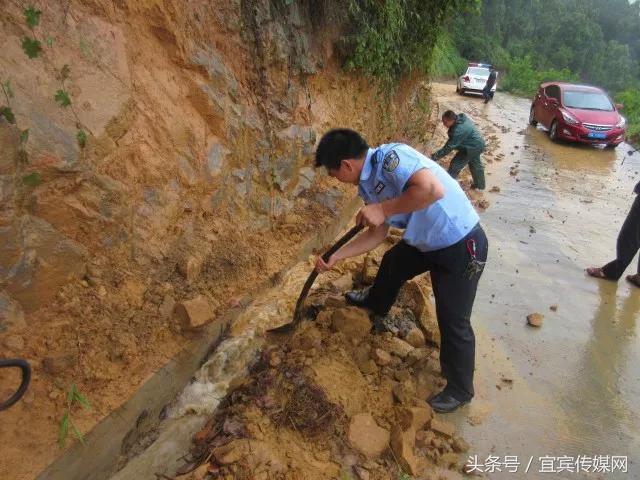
[
  {"x1": 366, "y1": 241, "x2": 433, "y2": 315},
  {"x1": 602, "y1": 195, "x2": 640, "y2": 279},
  {"x1": 367, "y1": 227, "x2": 488, "y2": 401}
]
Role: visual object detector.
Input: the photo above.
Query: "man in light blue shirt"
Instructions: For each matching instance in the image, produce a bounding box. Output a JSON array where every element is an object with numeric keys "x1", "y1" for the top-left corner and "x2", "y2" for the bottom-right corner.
[{"x1": 314, "y1": 129, "x2": 488, "y2": 413}]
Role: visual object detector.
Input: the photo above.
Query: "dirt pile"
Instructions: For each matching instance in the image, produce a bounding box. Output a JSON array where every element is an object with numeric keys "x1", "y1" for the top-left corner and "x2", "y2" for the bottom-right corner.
[{"x1": 175, "y1": 239, "x2": 470, "y2": 480}]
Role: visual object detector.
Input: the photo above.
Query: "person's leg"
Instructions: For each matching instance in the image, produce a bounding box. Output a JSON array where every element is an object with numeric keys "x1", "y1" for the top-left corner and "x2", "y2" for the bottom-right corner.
[
  {"x1": 601, "y1": 195, "x2": 640, "y2": 280},
  {"x1": 431, "y1": 226, "x2": 488, "y2": 403},
  {"x1": 447, "y1": 151, "x2": 468, "y2": 180},
  {"x1": 363, "y1": 241, "x2": 434, "y2": 315},
  {"x1": 467, "y1": 149, "x2": 486, "y2": 190}
]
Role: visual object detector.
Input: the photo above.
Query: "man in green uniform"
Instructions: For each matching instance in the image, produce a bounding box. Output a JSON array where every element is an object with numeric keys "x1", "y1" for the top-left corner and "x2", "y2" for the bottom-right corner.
[{"x1": 432, "y1": 110, "x2": 486, "y2": 190}]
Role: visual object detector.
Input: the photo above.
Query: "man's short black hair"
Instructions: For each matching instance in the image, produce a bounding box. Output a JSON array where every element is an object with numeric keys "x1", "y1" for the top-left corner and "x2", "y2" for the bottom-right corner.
[
  {"x1": 315, "y1": 128, "x2": 369, "y2": 169},
  {"x1": 442, "y1": 110, "x2": 457, "y2": 121}
]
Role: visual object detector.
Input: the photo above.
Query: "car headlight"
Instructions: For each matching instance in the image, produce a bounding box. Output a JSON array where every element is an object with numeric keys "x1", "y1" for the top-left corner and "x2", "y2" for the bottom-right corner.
[
  {"x1": 617, "y1": 116, "x2": 626, "y2": 128},
  {"x1": 560, "y1": 109, "x2": 580, "y2": 125}
]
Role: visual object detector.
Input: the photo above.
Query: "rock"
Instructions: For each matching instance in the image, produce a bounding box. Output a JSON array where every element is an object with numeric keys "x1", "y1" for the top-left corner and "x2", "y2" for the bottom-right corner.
[
  {"x1": 347, "y1": 413, "x2": 390, "y2": 459},
  {"x1": 452, "y1": 436, "x2": 470, "y2": 453},
  {"x1": 331, "y1": 307, "x2": 371, "y2": 341},
  {"x1": 390, "y1": 425, "x2": 419, "y2": 476},
  {"x1": 177, "y1": 254, "x2": 205, "y2": 283},
  {"x1": 357, "y1": 358, "x2": 379, "y2": 375},
  {"x1": 398, "y1": 406, "x2": 432, "y2": 431},
  {"x1": 291, "y1": 325, "x2": 322, "y2": 351},
  {"x1": 490, "y1": 186, "x2": 501, "y2": 193},
  {"x1": 174, "y1": 295, "x2": 214, "y2": 330},
  {"x1": 394, "y1": 369, "x2": 411, "y2": 382},
  {"x1": 404, "y1": 328, "x2": 426, "y2": 348},
  {"x1": 360, "y1": 255, "x2": 378, "y2": 284},
  {"x1": 353, "y1": 465, "x2": 370, "y2": 480},
  {"x1": 159, "y1": 294, "x2": 176, "y2": 318},
  {"x1": 527, "y1": 312, "x2": 544, "y2": 327},
  {"x1": 315, "y1": 309, "x2": 333, "y2": 328},
  {"x1": 3, "y1": 334, "x2": 25, "y2": 351},
  {"x1": 386, "y1": 337, "x2": 414, "y2": 359},
  {"x1": 415, "y1": 429, "x2": 434, "y2": 448},
  {"x1": 550, "y1": 304, "x2": 558, "y2": 312},
  {"x1": 42, "y1": 352, "x2": 77, "y2": 375},
  {"x1": 371, "y1": 348, "x2": 391, "y2": 366},
  {"x1": 0, "y1": 215, "x2": 87, "y2": 312},
  {"x1": 392, "y1": 381, "x2": 416, "y2": 405},
  {"x1": 431, "y1": 417, "x2": 455, "y2": 438},
  {"x1": 0, "y1": 291, "x2": 26, "y2": 331},
  {"x1": 405, "y1": 348, "x2": 430, "y2": 366},
  {"x1": 330, "y1": 273, "x2": 353, "y2": 291}
]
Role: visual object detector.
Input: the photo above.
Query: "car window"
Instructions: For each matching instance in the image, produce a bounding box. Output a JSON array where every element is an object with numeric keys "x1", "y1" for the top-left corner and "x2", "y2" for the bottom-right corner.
[
  {"x1": 563, "y1": 91, "x2": 614, "y2": 111},
  {"x1": 467, "y1": 67, "x2": 490, "y2": 76},
  {"x1": 544, "y1": 86, "x2": 561, "y2": 102}
]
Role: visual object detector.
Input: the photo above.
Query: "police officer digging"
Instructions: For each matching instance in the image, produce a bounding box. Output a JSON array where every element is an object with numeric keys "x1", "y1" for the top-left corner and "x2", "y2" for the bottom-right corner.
[
  {"x1": 314, "y1": 129, "x2": 489, "y2": 413},
  {"x1": 432, "y1": 110, "x2": 486, "y2": 190}
]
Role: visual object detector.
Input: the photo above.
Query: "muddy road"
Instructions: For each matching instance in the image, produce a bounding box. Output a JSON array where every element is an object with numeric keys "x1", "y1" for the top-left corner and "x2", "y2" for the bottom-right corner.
[{"x1": 430, "y1": 83, "x2": 640, "y2": 478}]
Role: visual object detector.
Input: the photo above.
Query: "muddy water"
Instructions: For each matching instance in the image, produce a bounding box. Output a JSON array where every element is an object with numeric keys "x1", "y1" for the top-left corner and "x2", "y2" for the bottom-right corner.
[{"x1": 431, "y1": 84, "x2": 640, "y2": 478}]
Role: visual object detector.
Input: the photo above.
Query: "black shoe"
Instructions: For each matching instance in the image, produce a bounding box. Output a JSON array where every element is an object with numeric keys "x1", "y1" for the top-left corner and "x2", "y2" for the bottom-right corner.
[
  {"x1": 345, "y1": 287, "x2": 371, "y2": 308},
  {"x1": 429, "y1": 391, "x2": 470, "y2": 413}
]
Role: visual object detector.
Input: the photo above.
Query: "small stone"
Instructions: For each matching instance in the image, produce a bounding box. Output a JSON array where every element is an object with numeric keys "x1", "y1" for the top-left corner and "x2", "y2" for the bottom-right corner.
[
  {"x1": 431, "y1": 417, "x2": 455, "y2": 438},
  {"x1": 3, "y1": 334, "x2": 25, "y2": 351},
  {"x1": 348, "y1": 413, "x2": 390, "y2": 459},
  {"x1": 415, "y1": 429, "x2": 434, "y2": 448},
  {"x1": 452, "y1": 436, "x2": 470, "y2": 453},
  {"x1": 372, "y1": 348, "x2": 391, "y2": 366},
  {"x1": 173, "y1": 295, "x2": 214, "y2": 330},
  {"x1": 331, "y1": 307, "x2": 371, "y2": 341},
  {"x1": 390, "y1": 425, "x2": 419, "y2": 475},
  {"x1": 490, "y1": 186, "x2": 501, "y2": 193},
  {"x1": 527, "y1": 312, "x2": 544, "y2": 327},
  {"x1": 331, "y1": 273, "x2": 353, "y2": 291},
  {"x1": 406, "y1": 348, "x2": 430, "y2": 366},
  {"x1": 315, "y1": 310, "x2": 333, "y2": 327},
  {"x1": 550, "y1": 304, "x2": 558, "y2": 312},
  {"x1": 386, "y1": 337, "x2": 414, "y2": 358},
  {"x1": 404, "y1": 328, "x2": 426, "y2": 348},
  {"x1": 48, "y1": 390, "x2": 60, "y2": 400},
  {"x1": 392, "y1": 381, "x2": 416, "y2": 405},
  {"x1": 159, "y1": 294, "x2": 175, "y2": 318},
  {"x1": 398, "y1": 406, "x2": 432, "y2": 431},
  {"x1": 394, "y1": 369, "x2": 411, "y2": 382},
  {"x1": 122, "y1": 278, "x2": 146, "y2": 307},
  {"x1": 357, "y1": 358, "x2": 379, "y2": 375},
  {"x1": 353, "y1": 465, "x2": 370, "y2": 480},
  {"x1": 97, "y1": 285, "x2": 107, "y2": 297},
  {"x1": 178, "y1": 254, "x2": 204, "y2": 283}
]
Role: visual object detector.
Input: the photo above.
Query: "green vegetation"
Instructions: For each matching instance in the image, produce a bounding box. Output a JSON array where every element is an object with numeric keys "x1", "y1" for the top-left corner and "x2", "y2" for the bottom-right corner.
[
  {"x1": 59, "y1": 384, "x2": 91, "y2": 448},
  {"x1": 342, "y1": 0, "x2": 479, "y2": 86},
  {"x1": 447, "y1": 0, "x2": 640, "y2": 144}
]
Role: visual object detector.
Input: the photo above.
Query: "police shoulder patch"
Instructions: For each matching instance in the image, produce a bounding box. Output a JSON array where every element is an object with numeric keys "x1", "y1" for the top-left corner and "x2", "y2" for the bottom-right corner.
[
  {"x1": 383, "y1": 150, "x2": 400, "y2": 172},
  {"x1": 374, "y1": 181, "x2": 385, "y2": 194}
]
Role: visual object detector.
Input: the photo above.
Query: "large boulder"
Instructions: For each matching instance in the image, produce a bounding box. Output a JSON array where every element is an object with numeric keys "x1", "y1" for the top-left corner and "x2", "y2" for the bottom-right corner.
[{"x1": 0, "y1": 215, "x2": 87, "y2": 312}]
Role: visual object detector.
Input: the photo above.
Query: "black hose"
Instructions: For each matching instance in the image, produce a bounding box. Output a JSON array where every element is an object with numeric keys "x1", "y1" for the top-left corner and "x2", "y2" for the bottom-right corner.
[{"x1": 0, "y1": 358, "x2": 31, "y2": 411}]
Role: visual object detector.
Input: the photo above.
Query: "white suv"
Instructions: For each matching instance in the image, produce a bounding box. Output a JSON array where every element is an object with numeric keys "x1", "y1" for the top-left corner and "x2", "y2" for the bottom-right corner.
[{"x1": 457, "y1": 63, "x2": 497, "y2": 95}]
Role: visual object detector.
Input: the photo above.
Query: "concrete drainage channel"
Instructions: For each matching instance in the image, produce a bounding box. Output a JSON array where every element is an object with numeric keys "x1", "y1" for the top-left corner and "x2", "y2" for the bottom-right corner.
[{"x1": 37, "y1": 197, "x2": 360, "y2": 480}]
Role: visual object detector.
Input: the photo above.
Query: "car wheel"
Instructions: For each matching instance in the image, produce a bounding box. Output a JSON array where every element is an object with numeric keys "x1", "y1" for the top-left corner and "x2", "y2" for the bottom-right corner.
[
  {"x1": 549, "y1": 120, "x2": 559, "y2": 142},
  {"x1": 605, "y1": 143, "x2": 618, "y2": 149},
  {"x1": 529, "y1": 106, "x2": 538, "y2": 126}
]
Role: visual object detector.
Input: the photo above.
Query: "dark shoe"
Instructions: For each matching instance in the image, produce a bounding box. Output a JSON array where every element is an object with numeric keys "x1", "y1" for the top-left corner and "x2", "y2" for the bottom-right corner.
[
  {"x1": 345, "y1": 287, "x2": 371, "y2": 308},
  {"x1": 429, "y1": 391, "x2": 470, "y2": 413}
]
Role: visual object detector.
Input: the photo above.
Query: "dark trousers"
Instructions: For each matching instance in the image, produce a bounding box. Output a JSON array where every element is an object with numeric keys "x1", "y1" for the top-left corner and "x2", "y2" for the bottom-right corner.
[
  {"x1": 482, "y1": 87, "x2": 494, "y2": 102},
  {"x1": 603, "y1": 195, "x2": 640, "y2": 279},
  {"x1": 448, "y1": 149, "x2": 486, "y2": 189},
  {"x1": 366, "y1": 225, "x2": 488, "y2": 401}
]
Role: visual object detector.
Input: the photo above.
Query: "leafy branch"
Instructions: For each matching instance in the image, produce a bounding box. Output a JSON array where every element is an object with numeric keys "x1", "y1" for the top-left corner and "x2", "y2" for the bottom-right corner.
[
  {"x1": 19, "y1": 5, "x2": 92, "y2": 146},
  {"x1": 59, "y1": 383, "x2": 91, "y2": 448}
]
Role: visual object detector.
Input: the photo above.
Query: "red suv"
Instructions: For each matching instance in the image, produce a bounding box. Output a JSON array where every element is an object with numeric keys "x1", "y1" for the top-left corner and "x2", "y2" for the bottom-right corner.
[{"x1": 529, "y1": 82, "x2": 626, "y2": 148}]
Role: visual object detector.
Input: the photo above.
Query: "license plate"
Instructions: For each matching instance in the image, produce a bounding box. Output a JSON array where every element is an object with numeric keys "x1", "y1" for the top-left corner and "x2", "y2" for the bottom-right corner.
[{"x1": 587, "y1": 131, "x2": 606, "y2": 139}]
